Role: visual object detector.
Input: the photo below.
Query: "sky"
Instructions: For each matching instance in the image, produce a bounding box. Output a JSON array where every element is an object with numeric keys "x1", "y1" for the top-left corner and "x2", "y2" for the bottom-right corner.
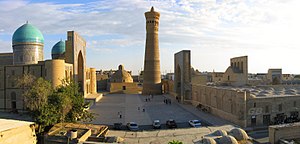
[{"x1": 0, "y1": 0, "x2": 300, "y2": 75}]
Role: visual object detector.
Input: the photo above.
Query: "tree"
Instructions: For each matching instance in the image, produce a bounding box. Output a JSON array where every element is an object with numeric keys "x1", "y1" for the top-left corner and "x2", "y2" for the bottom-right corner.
[
  {"x1": 56, "y1": 80, "x2": 95, "y2": 122},
  {"x1": 17, "y1": 74, "x2": 56, "y2": 132},
  {"x1": 18, "y1": 74, "x2": 95, "y2": 133},
  {"x1": 168, "y1": 140, "x2": 183, "y2": 144}
]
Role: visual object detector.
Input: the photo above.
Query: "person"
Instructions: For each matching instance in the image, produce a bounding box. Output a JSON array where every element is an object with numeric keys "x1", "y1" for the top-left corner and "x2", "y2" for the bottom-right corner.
[
  {"x1": 120, "y1": 114, "x2": 122, "y2": 118},
  {"x1": 142, "y1": 108, "x2": 145, "y2": 112},
  {"x1": 138, "y1": 107, "x2": 140, "y2": 111}
]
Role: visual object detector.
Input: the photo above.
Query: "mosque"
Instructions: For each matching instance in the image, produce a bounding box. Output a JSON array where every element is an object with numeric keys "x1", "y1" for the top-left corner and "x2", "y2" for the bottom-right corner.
[{"x1": 0, "y1": 22, "x2": 97, "y2": 112}]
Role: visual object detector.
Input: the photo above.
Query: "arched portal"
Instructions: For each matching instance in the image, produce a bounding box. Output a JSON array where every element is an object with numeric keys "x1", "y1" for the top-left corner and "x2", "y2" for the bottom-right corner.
[
  {"x1": 78, "y1": 51, "x2": 84, "y2": 92},
  {"x1": 175, "y1": 64, "x2": 181, "y2": 98}
]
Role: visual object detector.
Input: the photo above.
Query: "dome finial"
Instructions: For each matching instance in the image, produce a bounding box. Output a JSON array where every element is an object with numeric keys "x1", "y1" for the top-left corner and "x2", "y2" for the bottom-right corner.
[{"x1": 151, "y1": 6, "x2": 154, "y2": 12}]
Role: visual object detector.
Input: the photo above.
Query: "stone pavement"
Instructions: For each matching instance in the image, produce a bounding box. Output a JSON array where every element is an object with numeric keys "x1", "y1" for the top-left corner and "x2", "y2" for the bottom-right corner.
[
  {"x1": 163, "y1": 94, "x2": 238, "y2": 127},
  {"x1": 89, "y1": 94, "x2": 204, "y2": 126},
  {"x1": 89, "y1": 93, "x2": 239, "y2": 143}
]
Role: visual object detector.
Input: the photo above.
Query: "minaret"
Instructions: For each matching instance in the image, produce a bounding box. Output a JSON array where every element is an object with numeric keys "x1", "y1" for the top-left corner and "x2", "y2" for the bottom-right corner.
[{"x1": 142, "y1": 7, "x2": 162, "y2": 95}]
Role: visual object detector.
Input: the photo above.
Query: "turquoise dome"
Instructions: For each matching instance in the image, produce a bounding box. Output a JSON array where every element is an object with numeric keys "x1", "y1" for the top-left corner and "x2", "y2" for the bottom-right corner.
[
  {"x1": 51, "y1": 40, "x2": 65, "y2": 54},
  {"x1": 12, "y1": 23, "x2": 44, "y2": 44}
]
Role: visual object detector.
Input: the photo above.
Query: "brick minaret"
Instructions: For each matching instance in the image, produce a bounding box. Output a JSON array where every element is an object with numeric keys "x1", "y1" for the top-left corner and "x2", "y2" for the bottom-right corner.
[{"x1": 142, "y1": 7, "x2": 162, "y2": 95}]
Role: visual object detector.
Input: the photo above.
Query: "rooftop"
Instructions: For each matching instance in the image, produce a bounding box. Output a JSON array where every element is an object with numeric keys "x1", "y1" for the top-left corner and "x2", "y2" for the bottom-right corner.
[
  {"x1": 207, "y1": 85, "x2": 300, "y2": 98},
  {"x1": 0, "y1": 119, "x2": 34, "y2": 132}
]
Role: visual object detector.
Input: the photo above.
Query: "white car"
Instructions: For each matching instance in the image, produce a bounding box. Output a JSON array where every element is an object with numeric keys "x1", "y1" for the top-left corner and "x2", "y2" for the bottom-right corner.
[
  {"x1": 152, "y1": 120, "x2": 161, "y2": 129},
  {"x1": 189, "y1": 120, "x2": 201, "y2": 127},
  {"x1": 126, "y1": 122, "x2": 139, "y2": 131}
]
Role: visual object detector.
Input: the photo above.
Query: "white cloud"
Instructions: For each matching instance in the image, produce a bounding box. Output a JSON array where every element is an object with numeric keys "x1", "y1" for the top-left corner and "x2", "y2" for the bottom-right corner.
[{"x1": 0, "y1": 0, "x2": 300, "y2": 74}]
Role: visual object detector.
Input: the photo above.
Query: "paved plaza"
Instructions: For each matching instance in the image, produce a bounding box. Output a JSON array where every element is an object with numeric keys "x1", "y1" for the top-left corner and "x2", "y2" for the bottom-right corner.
[
  {"x1": 88, "y1": 94, "x2": 239, "y2": 143},
  {"x1": 89, "y1": 94, "x2": 205, "y2": 127}
]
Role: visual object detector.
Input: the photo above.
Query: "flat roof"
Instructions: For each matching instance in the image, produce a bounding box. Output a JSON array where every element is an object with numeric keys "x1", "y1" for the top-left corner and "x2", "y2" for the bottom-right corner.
[
  {"x1": 207, "y1": 85, "x2": 300, "y2": 98},
  {"x1": 0, "y1": 119, "x2": 33, "y2": 132}
]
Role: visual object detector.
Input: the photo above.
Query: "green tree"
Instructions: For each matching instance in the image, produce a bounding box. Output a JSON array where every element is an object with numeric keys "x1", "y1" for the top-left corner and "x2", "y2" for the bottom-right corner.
[
  {"x1": 17, "y1": 74, "x2": 56, "y2": 132},
  {"x1": 168, "y1": 140, "x2": 183, "y2": 144},
  {"x1": 56, "y1": 80, "x2": 95, "y2": 122},
  {"x1": 18, "y1": 75, "x2": 95, "y2": 133}
]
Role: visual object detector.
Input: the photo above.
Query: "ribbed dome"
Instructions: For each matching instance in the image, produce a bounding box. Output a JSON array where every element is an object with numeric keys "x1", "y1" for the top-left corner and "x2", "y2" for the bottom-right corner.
[
  {"x1": 229, "y1": 128, "x2": 249, "y2": 141},
  {"x1": 202, "y1": 137, "x2": 217, "y2": 144},
  {"x1": 217, "y1": 136, "x2": 238, "y2": 144},
  {"x1": 51, "y1": 40, "x2": 65, "y2": 54},
  {"x1": 110, "y1": 65, "x2": 133, "y2": 83},
  {"x1": 12, "y1": 23, "x2": 44, "y2": 44}
]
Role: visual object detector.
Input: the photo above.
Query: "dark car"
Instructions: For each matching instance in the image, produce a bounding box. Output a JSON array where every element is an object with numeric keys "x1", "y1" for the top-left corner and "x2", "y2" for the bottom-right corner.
[
  {"x1": 113, "y1": 123, "x2": 122, "y2": 130},
  {"x1": 166, "y1": 119, "x2": 177, "y2": 128}
]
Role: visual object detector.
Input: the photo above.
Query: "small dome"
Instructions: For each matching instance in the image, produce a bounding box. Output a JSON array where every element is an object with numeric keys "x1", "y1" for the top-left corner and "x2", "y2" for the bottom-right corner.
[
  {"x1": 217, "y1": 136, "x2": 238, "y2": 144},
  {"x1": 211, "y1": 130, "x2": 227, "y2": 136},
  {"x1": 229, "y1": 128, "x2": 249, "y2": 141},
  {"x1": 202, "y1": 137, "x2": 217, "y2": 144},
  {"x1": 12, "y1": 23, "x2": 44, "y2": 44},
  {"x1": 110, "y1": 65, "x2": 133, "y2": 83},
  {"x1": 51, "y1": 40, "x2": 65, "y2": 55}
]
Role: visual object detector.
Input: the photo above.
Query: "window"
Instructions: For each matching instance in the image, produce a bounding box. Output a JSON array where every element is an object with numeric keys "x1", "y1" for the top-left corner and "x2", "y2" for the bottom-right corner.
[
  {"x1": 20, "y1": 56, "x2": 23, "y2": 61},
  {"x1": 253, "y1": 103, "x2": 256, "y2": 108},
  {"x1": 32, "y1": 56, "x2": 35, "y2": 61},
  {"x1": 279, "y1": 104, "x2": 282, "y2": 111},
  {"x1": 228, "y1": 76, "x2": 230, "y2": 81},
  {"x1": 294, "y1": 101, "x2": 297, "y2": 107},
  {"x1": 11, "y1": 70, "x2": 15, "y2": 76},
  {"x1": 123, "y1": 86, "x2": 126, "y2": 90}
]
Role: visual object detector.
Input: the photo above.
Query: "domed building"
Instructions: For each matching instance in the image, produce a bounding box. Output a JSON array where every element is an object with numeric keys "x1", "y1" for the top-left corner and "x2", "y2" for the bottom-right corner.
[
  {"x1": 107, "y1": 65, "x2": 141, "y2": 94},
  {"x1": 110, "y1": 65, "x2": 133, "y2": 83},
  {"x1": 51, "y1": 40, "x2": 65, "y2": 59},
  {"x1": 12, "y1": 22, "x2": 44, "y2": 65},
  {"x1": 0, "y1": 23, "x2": 99, "y2": 111}
]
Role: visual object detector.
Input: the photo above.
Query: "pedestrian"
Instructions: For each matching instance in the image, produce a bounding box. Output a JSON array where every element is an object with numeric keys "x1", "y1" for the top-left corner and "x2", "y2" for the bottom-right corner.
[
  {"x1": 138, "y1": 107, "x2": 140, "y2": 111},
  {"x1": 120, "y1": 114, "x2": 122, "y2": 118},
  {"x1": 143, "y1": 108, "x2": 145, "y2": 112},
  {"x1": 146, "y1": 98, "x2": 147, "y2": 102}
]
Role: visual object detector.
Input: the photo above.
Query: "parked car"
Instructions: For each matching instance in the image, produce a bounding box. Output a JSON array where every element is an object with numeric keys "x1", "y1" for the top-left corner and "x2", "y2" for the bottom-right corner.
[
  {"x1": 113, "y1": 123, "x2": 122, "y2": 130},
  {"x1": 166, "y1": 119, "x2": 177, "y2": 128},
  {"x1": 152, "y1": 120, "x2": 161, "y2": 129},
  {"x1": 188, "y1": 120, "x2": 201, "y2": 127},
  {"x1": 126, "y1": 122, "x2": 139, "y2": 131}
]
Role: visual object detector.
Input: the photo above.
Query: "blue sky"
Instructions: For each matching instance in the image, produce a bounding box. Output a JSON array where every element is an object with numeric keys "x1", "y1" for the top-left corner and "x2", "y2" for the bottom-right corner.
[{"x1": 0, "y1": 0, "x2": 300, "y2": 75}]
